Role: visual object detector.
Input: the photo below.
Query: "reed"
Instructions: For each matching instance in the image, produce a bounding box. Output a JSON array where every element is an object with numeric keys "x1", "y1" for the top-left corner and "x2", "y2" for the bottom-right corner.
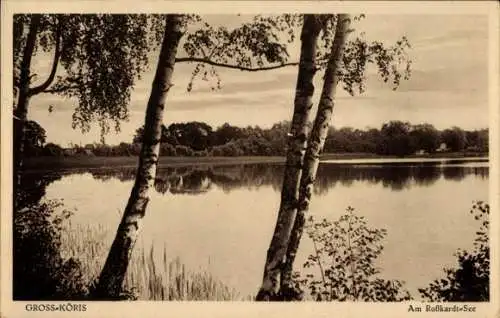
[{"x1": 60, "y1": 222, "x2": 243, "y2": 300}]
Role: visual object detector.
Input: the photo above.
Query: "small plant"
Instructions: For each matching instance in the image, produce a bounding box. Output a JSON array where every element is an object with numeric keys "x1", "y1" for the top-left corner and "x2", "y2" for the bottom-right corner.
[
  {"x1": 419, "y1": 201, "x2": 489, "y2": 301},
  {"x1": 293, "y1": 207, "x2": 412, "y2": 301}
]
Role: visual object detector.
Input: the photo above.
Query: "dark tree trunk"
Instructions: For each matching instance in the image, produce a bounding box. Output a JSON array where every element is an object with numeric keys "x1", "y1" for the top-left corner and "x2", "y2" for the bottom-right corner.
[
  {"x1": 13, "y1": 14, "x2": 41, "y2": 208},
  {"x1": 281, "y1": 14, "x2": 352, "y2": 299},
  {"x1": 256, "y1": 15, "x2": 321, "y2": 301},
  {"x1": 94, "y1": 15, "x2": 183, "y2": 299}
]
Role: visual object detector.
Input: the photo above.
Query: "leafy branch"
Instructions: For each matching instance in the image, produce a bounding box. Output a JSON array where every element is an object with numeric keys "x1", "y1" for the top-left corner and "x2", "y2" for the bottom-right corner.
[
  {"x1": 29, "y1": 18, "x2": 63, "y2": 96},
  {"x1": 296, "y1": 207, "x2": 412, "y2": 301}
]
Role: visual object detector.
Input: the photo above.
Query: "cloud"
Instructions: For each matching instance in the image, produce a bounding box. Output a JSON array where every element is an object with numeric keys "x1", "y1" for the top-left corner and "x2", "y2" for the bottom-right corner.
[
  {"x1": 393, "y1": 65, "x2": 488, "y2": 93},
  {"x1": 415, "y1": 25, "x2": 488, "y2": 49},
  {"x1": 25, "y1": 14, "x2": 491, "y2": 146}
]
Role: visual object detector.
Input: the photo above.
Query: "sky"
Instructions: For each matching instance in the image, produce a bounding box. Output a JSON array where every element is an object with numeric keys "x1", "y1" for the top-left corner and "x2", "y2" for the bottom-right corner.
[{"x1": 26, "y1": 14, "x2": 489, "y2": 146}]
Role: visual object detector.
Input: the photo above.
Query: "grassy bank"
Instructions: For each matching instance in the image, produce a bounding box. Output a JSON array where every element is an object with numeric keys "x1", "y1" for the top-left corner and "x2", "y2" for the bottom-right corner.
[
  {"x1": 321, "y1": 151, "x2": 488, "y2": 160},
  {"x1": 61, "y1": 222, "x2": 246, "y2": 300},
  {"x1": 24, "y1": 152, "x2": 488, "y2": 170},
  {"x1": 24, "y1": 156, "x2": 285, "y2": 170}
]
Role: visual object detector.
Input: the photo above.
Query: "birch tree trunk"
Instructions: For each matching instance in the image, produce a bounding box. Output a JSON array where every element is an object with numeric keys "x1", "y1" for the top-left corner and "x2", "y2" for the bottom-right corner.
[
  {"x1": 256, "y1": 15, "x2": 321, "y2": 301},
  {"x1": 95, "y1": 15, "x2": 183, "y2": 298},
  {"x1": 13, "y1": 15, "x2": 41, "y2": 206},
  {"x1": 281, "y1": 14, "x2": 352, "y2": 297}
]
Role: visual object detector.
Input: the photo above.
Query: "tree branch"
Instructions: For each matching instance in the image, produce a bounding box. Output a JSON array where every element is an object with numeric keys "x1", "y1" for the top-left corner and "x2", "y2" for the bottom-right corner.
[
  {"x1": 175, "y1": 57, "x2": 299, "y2": 72},
  {"x1": 41, "y1": 84, "x2": 80, "y2": 94},
  {"x1": 311, "y1": 235, "x2": 327, "y2": 290},
  {"x1": 29, "y1": 20, "x2": 62, "y2": 96}
]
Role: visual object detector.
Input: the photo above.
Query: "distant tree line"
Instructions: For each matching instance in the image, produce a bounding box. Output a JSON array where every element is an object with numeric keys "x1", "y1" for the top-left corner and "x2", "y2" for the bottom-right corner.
[
  {"x1": 25, "y1": 120, "x2": 488, "y2": 158},
  {"x1": 326, "y1": 122, "x2": 488, "y2": 156}
]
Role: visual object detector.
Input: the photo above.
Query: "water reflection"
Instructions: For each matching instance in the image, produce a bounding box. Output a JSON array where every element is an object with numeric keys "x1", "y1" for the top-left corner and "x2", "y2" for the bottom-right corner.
[
  {"x1": 442, "y1": 166, "x2": 466, "y2": 181},
  {"x1": 18, "y1": 172, "x2": 62, "y2": 208},
  {"x1": 22, "y1": 161, "x2": 489, "y2": 201},
  {"x1": 32, "y1": 160, "x2": 489, "y2": 299},
  {"x1": 155, "y1": 169, "x2": 212, "y2": 195},
  {"x1": 136, "y1": 163, "x2": 488, "y2": 194}
]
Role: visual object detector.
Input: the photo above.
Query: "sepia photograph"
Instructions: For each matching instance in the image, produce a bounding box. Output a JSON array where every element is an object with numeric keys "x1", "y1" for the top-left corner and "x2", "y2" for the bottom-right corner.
[{"x1": 1, "y1": 1, "x2": 499, "y2": 317}]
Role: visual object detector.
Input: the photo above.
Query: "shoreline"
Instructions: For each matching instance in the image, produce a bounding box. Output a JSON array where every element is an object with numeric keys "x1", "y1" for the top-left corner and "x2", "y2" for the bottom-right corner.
[{"x1": 23, "y1": 152, "x2": 489, "y2": 171}]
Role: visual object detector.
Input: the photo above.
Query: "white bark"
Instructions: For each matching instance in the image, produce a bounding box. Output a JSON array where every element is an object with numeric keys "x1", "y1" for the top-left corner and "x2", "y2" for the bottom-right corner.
[
  {"x1": 95, "y1": 15, "x2": 184, "y2": 298},
  {"x1": 282, "y1": 14, "x2": 352, "y2": 297},
  {"x1": 256, "y1": 15, "x2": 321, "y2": 301}
]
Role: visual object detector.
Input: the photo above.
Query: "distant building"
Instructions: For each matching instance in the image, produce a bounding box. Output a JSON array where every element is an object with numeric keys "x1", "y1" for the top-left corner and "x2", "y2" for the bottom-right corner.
[
  {"x1": 83, "y1": 149, "x2": 95, "y2": 156},
  {"x1": 63, "y1": 148, "x2": 76, "y2": 156},
  {"x1": 436, "y1": 143, "x2": 448, "y2": 152}
]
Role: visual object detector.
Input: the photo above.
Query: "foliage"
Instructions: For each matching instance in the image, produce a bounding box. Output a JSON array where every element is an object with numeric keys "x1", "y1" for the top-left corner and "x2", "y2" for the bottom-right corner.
[
  {"x1": 410, "y1": 124, "x2": 441, "y2": 154},
  {"x1": 441, "y1": 127, "x2": 467, "y2": 152},
  {"x1": 13, "y1": 199, "x2": 88, "y2": 300},
  {"x1": 42, "y1": 142, "x2": 64, "y2": 156},
  {"x1": 168, "y1": 122, "x2": 213, "y2": 151},
  {"x1": 160, "y1": 143, "x2": 177, "y2": 156},
  {"x1": 325, "y1": 127, "x2": 382, "y2": 153},
  {"x1": 23, "y1": 120, "x2": 46, "y2": 157},
  {"x1": 132, "y1": 121, "x2": 290, "y2": 156},
  {"x1": 14, "y1": 14, "x2": 152, "y2": 136},
  {"x1": 82, "y1": 142, "x2": 141, "y2": 157},
  {"x1": 14, "y1": 14, "x2": 413, "y2": 155},
  {"x1": 326, "y1": 122, "x2": 486, "y2": 156},
  {"x1": 182, "y1": 14, "x2": 299, "y2": 92},
  {"x1": 174, "y1": 145, "x2": 195, "y2": 157},
  {"x1": 339, "y1": 33, "x2": 412, "y2": 96},
  {"x1": 210, "y1": 142, "x2": 245, "y2": 157},
  {"x1": 379, "y1": 121, "x2": 414, "y2": 156},
  {"x1": 35, "y1": 120, "x2": 488, "y2": 158},
  {"x1": 180, "y1": 14, "x2": 411, "y2": 95},
  {"x1": 465, "y1": 129, "x2": 489, "y2": 152},
  {"x1": 419, "y1": 201, "x2": 489, "y2": 301},
  {"x1": 212, "y1": 123, "x2": 247, "y2": 145},
  {"x1": 251, "y1": 14, "x2": 413, "y2": 96},
  {"x1": 292, "y1": 207, "x2": 412, "y2": 301},
  {"x1": 15, "y1": 172, "x2": 63, "y2": 210}
]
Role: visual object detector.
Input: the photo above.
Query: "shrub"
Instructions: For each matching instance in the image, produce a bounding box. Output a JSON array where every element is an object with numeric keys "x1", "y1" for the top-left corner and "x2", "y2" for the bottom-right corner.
[
  {"x1": 91, "y1": 144, "x2": 112, "y2": 156},
  {"x1": 42, "y1": 143, "x2": 64, "y2": 157},
  {"x1": 129, "y1": 143, "x2": 142, "y2": 156},
  {"x1": 210, "y1": 143, "x2": 244, "y2": 157},
  {"x1": 160, "y1": 143, "x2": 177, "y2": 156},
  {"x1": 231, "y1": 137, "x2": 273, "y2": 156},
  {"x1": 419, "y1": 201, "x2": 489, "y2": 301},
  {"x1": 292, "y1": 207, "x2": 412, "y2": 301},
  {"x1": 193, "y1": 150, "x2": 209, "y2": 157},
  {"x1": 25, "y1": 144, "x2": 44, "y2": 157},
  {"x1": 210, "y1": 146, "x2": 224, "y2": 157},
  {"x1": 13, "y1": 199, "x2": 88, "y2": 300},
  {"x1": 117, "y1": 142, "x2": 132, "y2": 156},
  {"x1": 175, "y1": 145, "x2": 194, "y2": 157}
]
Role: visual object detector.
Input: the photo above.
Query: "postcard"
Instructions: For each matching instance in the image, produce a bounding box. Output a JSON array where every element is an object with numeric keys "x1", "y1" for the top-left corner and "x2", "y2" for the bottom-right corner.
[{"x1": 1, "y1": 1, "x2": 498, "y2": 317}]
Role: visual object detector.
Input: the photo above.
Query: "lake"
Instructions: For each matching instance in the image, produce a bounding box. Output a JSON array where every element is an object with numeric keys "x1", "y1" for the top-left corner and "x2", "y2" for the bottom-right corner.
[{"x1": 24, "y1": 157, "x2": 489, "y2": 300}]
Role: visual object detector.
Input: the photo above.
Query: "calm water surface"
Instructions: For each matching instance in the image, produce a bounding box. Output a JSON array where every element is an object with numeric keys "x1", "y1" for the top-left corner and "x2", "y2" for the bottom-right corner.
[{"x1": 28, "y1": 158, "x2": 489, "y2": 299}]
